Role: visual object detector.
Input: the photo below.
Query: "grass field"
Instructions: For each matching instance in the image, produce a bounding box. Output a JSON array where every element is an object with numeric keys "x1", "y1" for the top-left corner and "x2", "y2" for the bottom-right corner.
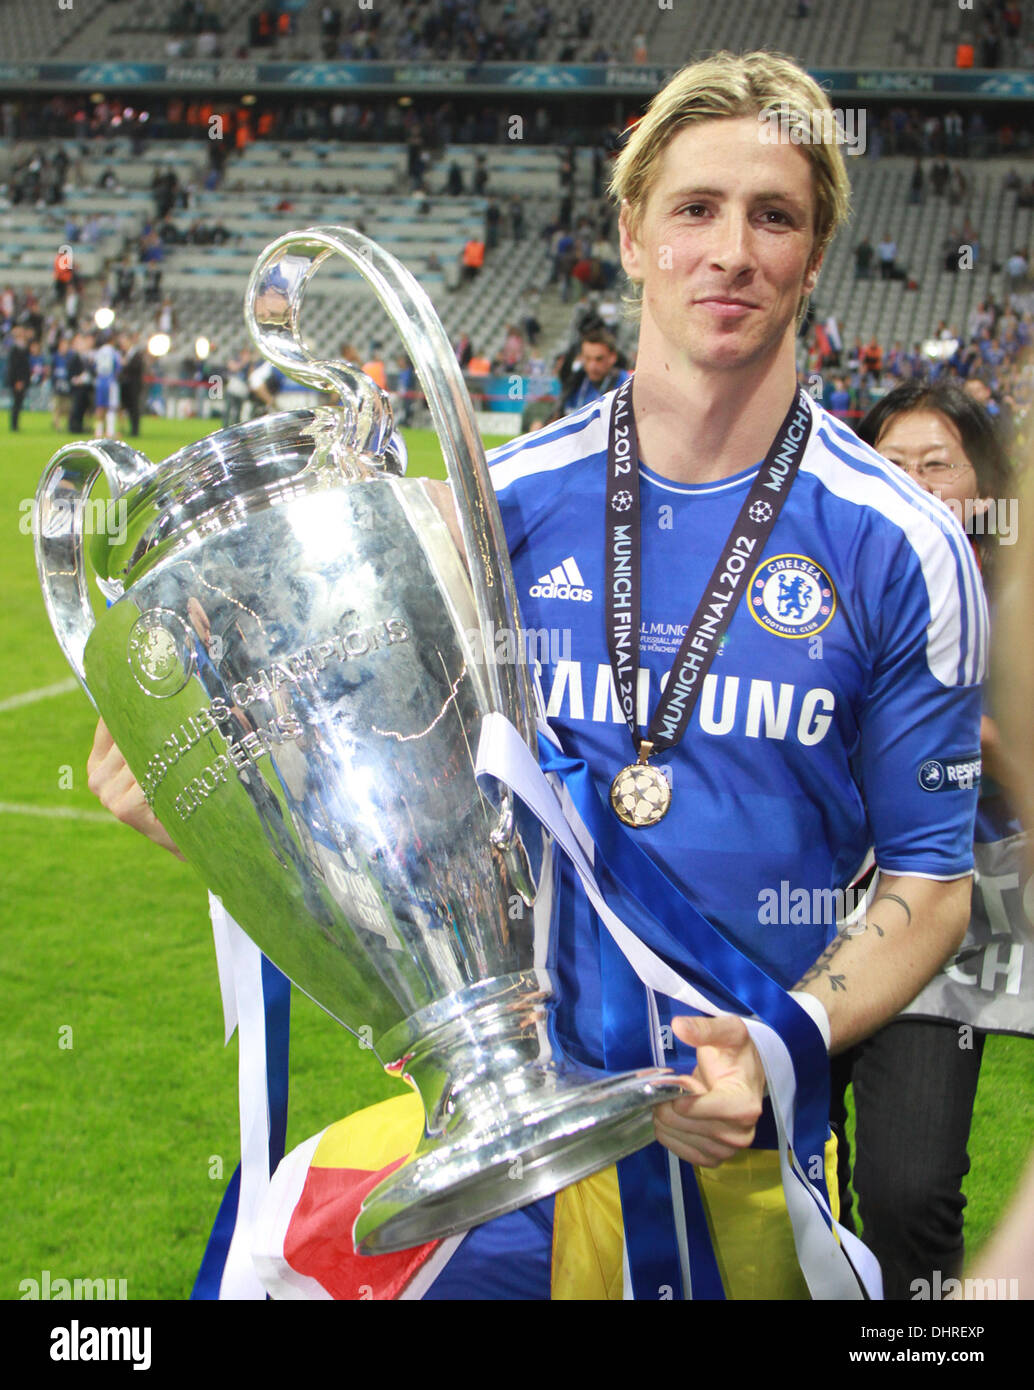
[{"x1": 2, "y1": 409, "x2": 1031, "y2": 1301}]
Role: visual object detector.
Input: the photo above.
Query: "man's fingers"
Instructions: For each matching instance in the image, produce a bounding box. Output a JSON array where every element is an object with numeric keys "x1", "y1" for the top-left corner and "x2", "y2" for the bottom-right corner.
[
  {"x1": 652, "y1": 1114, "x2": 750, "y2": 1167},
  {"x1": 87, "y1": 717, "x2": 115, "y2": 774},
  {"x1": 652, "y1": 1101, "x2": 759, "y2": 1166},
  {"x1": 672, "y1": 1013, "x2": 750, "y2": 1051},
  {"x1": 109, "y1": 766, "x2": 149, "y2": 818},
  {"x1": 654, "y1": 1091, "x2": 761, "y2": 1132},
  {"x1": 85, "y1": 716, "x2": 183, "y2": 858},
  {"x1": 671, "y1": 1013, "x2": 767, "y2": 1098},
  {"x1": 89, "y1": 744, "x2": 135, "y2": 808},
  {"x1": 653, "y1": 1014, "x2": 765, "y2": 1166}
]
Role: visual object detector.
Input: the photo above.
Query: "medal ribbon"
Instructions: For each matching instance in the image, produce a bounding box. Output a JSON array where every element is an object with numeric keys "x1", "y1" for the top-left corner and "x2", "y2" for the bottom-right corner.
[{"x1": 604, "y1": 377, "x2": 813, "y2": 762}]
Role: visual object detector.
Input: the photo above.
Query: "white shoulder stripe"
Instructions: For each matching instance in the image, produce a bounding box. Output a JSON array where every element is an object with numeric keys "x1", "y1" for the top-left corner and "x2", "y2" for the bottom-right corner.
[
  {"x1": 813, "y1": 413, "x2": 989, "y2": 686},
  {"x1": 487, "y1": 396, "x2": 610, "y2": 492},
  {"x1": 801, "y1": 402, "x2": 987, "y2": 687}
]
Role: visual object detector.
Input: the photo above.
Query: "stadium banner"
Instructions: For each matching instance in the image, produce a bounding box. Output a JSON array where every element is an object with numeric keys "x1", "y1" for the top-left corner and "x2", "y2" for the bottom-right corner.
[
  {"x1": 901, "y1": 833, "x2": 1034, "y2": 1037},
  {"x1": 4, "y1": 61, "x2": 1034, "y2": 98},
  {"x1": 474, "y1": 411, "x2": 523, "y2": 438},
  {"x1": 467, "y1": 374, "x2": 560, "y2": 414}
]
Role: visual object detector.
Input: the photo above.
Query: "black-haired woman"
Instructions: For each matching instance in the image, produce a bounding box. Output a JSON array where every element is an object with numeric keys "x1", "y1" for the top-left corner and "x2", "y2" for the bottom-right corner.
[{"x1": 830, "y1": 381, "x2": 1027, "y2": 1300}]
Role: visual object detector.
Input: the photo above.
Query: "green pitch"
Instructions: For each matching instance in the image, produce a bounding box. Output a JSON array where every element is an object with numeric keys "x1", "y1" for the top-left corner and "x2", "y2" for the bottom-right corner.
[{"x1": 1, "y1": 412, "x2": 1030, "y2": 1300}]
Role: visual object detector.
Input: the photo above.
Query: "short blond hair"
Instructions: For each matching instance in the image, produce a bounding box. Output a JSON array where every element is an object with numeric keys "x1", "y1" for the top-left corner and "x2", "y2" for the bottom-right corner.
[{"x1": 611, "y1": 50, "x2": 852, "y2": 321}]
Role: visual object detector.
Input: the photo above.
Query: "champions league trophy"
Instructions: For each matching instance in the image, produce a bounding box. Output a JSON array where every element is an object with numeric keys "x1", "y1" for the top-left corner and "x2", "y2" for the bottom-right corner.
[{"x1": 34, "y1": 228, "x2": 684, "y2": 1254}]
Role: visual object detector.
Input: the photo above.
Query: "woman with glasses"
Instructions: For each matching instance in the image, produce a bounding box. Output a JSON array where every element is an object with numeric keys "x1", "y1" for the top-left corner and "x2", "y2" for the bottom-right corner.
[{"x1": 830, "y1": 379, "x2": 1026, "y2": 1299}]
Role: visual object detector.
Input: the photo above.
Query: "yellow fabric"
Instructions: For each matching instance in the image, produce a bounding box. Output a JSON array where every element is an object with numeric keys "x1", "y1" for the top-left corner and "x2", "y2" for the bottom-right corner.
[
  {"x1": 551, "y1": 1134, "x2": 841, "y2": 1300},
  {"x1": 311, "y1": 1091, "x2": 424, "y2": 1171},
  {"x1": 694, "y1": 1134, "x2": 841, "y2": 1299},
  {"x1": 552, "y1": 1166, "x2": 625, "y2": 1300},
  {"x1": 305, "y1": 1094, "x2": 842, "y2": 1301}
]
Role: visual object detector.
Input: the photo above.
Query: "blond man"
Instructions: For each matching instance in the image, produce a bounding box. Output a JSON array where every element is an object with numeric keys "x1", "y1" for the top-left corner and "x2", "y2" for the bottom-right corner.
[{"x1": 90, "y1": 51, "x2": 984, "y2": 1300}]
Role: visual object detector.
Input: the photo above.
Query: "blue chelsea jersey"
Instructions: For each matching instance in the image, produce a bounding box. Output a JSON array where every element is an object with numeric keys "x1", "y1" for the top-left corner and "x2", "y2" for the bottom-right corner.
[{"x1": 488, "y1": 388, "x2": 987, "y2": 1038}]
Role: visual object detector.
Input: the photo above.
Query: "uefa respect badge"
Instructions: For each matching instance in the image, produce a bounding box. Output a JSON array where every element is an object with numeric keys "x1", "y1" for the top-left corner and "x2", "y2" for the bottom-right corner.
[{"x1": 747, "y1": 554, "x2": 836, "y2": 640}]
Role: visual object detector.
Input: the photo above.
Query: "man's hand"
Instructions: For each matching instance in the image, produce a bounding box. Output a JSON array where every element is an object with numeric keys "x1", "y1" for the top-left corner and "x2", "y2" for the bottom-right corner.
[
  {"x1": 652, "y1": 1014, "x2": 765, "y2": 1166},
  {"x1": 87, "y1": 718, "x2": 184, "y2": 859}
]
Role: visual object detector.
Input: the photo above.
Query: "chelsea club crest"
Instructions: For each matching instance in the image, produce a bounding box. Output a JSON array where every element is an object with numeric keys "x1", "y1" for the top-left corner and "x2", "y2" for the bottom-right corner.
[{"x1": 747, "y1": 554, "x2": 836, "y2": 639}]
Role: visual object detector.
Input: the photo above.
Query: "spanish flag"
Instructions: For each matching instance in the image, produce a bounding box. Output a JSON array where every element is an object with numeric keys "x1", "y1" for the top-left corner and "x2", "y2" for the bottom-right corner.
[
  {"x1": 252, "y1": 1092, "x2": 840, "y2": 1299},
  {"x1": 252, "y1": 1093, "x2": 453, "y2": 1300}
]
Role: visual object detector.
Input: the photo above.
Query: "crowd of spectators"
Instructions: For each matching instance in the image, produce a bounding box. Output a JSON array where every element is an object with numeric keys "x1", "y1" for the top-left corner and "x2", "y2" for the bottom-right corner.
[
  {"x1": 9, "y1": 93, "x2": 1034, "y2": 163},
  {"x1": 848, "y1": 160, "x2": 1034, "y2": 306},
  {"x1": 113, "y1": 0, "x2": 612, "y2": 64},
  {"x1": 955, "y1": 1, "x2": 1027, "y2": 69},
  {"x1": 803, "y1": 296, "x2": 1033, "y2": 459},
  {"x1": 383, "y1": 1, "x2": 607, "y2": 65},
  {"x1": 1, "y1": 283, "x2": 141, "y2": 432},
  {"x1": 0, "y1": 93, "x2": 603, "y2": 150},
  {"x1": 5, "y1": 146, "x2": 70, "y2": 206},
  {"x1": 164, "y1": 1, "x2": 226, "y2": 57},
  {"x1": 313, "y1": 2, "x2": 608, "y2": 64},
  {"x1": 865, "y1": 107, "x2": 1034, "y2": 161},
  {"x1": 4, "y1": 77, "x2": 1034, "y2": 453}
]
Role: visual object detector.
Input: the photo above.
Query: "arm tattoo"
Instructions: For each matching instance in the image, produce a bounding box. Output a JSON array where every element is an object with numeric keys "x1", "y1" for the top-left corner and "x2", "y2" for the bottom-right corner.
[
  {"x1": 879, "y1": 892, "x2": 912, "y2": 925},
  {"x1": 796, "y1": 891, "x2": 912, "y2": 993},
  {"x1": 796, "y1": 931, "x2": 849, "y2": 993}
]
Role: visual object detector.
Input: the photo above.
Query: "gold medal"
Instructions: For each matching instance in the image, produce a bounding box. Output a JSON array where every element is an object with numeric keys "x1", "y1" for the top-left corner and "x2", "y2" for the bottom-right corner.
[{"x1": 609, "y1": 742, "x2": 671, "y2": 828}]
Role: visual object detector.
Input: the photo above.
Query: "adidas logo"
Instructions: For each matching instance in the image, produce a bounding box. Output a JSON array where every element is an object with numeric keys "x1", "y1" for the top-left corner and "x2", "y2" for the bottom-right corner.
[{"x1": 529, "y1": 556, "x2": 593, "y2": 602}]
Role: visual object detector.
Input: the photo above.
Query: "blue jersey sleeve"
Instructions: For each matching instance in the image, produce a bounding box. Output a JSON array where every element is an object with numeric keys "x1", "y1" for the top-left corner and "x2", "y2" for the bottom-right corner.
[{"x1": 857, "y1": 527, "x2": 987, "y2": 878}]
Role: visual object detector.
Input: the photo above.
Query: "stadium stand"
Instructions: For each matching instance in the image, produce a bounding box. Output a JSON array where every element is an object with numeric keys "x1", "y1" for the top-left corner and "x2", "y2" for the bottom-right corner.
[
  {"x1": 2, "y1": 131, "x2": 1028, "y2": 356},
  {"x1": 2, "y1": 1, "x2": 1033, "y2": 433},
  {"x1": 0, "y1": 0, "x2": 1006, "y2": 68}
]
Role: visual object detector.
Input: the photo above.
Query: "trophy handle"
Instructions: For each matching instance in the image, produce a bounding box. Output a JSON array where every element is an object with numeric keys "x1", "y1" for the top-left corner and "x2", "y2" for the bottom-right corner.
[
  {"x1": 34, "y1": 440, "x2": 158, "y2": 704},
  {"x1": 244, "y1": 225, "x2": 538, "y2": 768}
]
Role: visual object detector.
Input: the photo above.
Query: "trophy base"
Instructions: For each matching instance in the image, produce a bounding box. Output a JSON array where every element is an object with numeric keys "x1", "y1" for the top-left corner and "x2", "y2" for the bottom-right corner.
[{"x1": 353, "y1": 1063, "x2": 686, "y2": 1255}]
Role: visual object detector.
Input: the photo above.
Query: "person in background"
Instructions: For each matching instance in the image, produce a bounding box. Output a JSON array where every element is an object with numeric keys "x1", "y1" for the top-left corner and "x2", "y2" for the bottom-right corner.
[
  {"x1": 93, "y1": 332, "x2": 122, "y2": 439},
  {"x1": 362, "y1": 344, "x2": 387, "y2": 392},
  {"x1": 460, "y1": 238, "x2": 485, "y2": 283},
  {"x1": 395, "y1": 352, "x2": 415, "y2": 427},
  {"x1": 861, "y1": 334, "x2": 883, "y2": 387},
  {"x1": 831, "y1": 381, "x2": 1019, "y2": 1301},
  {"x1": 246, "y1": 355, "x2": 283, "y2": 418},
  {"x1": 826, "y1": 374, "x2": 853, "y2": 420},
  {"x1": 557, "y1": 328, "x2": 629, "y2": 417},
  {"x1": 119, "y1": 331, "x2": 146, "y2": 438},
  {"x1": 877, "y1": 232, "x2": 897, "y2": 279},
  {"x1": 909, "y1": 159, "x2": 924, "y2": 205},
  {"x1": 67, "y1": 330, "x2": 94, "y2": 433},
  {"x1": 223, "y1": 345, "x2": 253, "y2": 428},
  {"x1": 6, "y1": 326, "x2": 30, "y2": 431},
  {"x1": 53, "y1": 245, "x2": 75, "y2": 303},
  {"x1": 50, "y1": 332, "x2": 72, "y2": 431},
  {"x1": 823, "y1": 311, "x2": 843, "y2": 367}
]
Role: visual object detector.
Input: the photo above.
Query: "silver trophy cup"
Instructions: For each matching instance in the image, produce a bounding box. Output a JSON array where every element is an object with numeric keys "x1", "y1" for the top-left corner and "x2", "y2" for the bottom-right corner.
[{"x1": 35, "y1": 228, "x2": 684, "y2": 1254}]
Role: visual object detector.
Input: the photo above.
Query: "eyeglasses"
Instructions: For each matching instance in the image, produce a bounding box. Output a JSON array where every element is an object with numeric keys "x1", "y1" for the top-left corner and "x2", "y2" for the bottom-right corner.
[{"x1": 891, "y1": 459, "x2": 974, "y2": 482}]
